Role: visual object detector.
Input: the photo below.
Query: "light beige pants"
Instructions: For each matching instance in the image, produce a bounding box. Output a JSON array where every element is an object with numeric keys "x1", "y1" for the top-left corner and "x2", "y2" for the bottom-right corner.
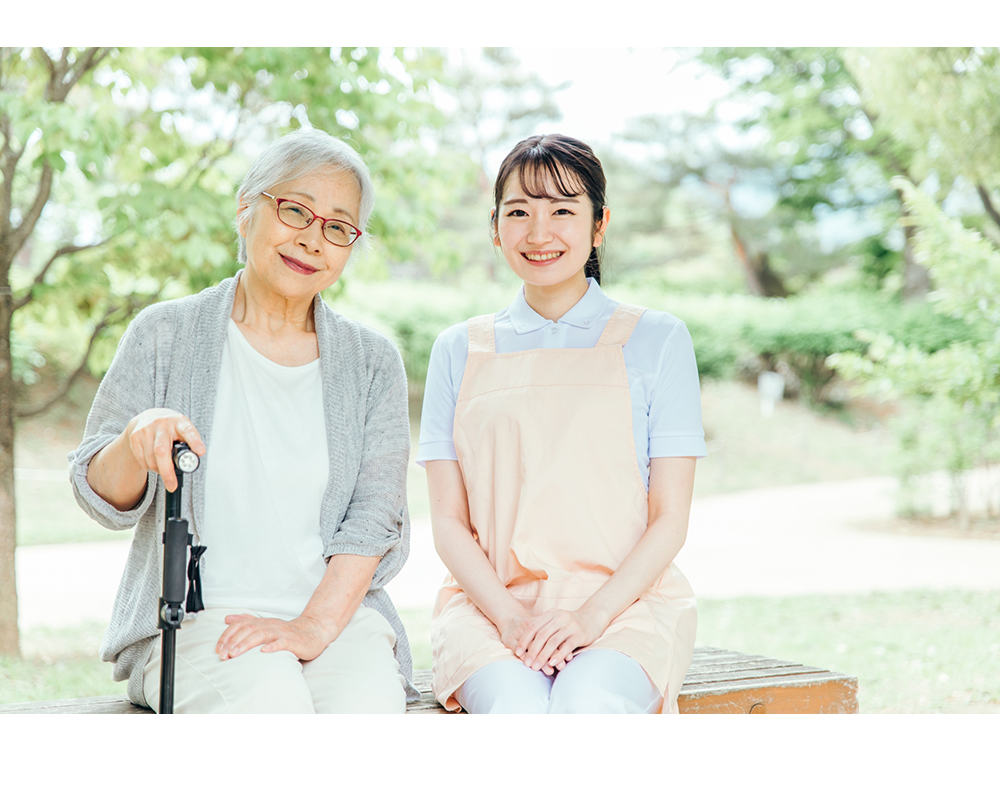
[{"x1": 142, "y1": 606, "x2": 406, "y2": 713}]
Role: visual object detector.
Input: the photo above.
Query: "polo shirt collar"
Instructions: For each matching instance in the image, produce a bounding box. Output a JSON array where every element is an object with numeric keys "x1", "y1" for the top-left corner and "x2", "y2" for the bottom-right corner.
[{"x1": 508, "y1": 278, "x2": 610, "y2": 335}]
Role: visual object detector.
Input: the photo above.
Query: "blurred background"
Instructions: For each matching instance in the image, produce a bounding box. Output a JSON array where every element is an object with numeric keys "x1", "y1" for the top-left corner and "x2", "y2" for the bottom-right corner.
[{"x1": 2, "y1": 47, "x2": 999, "y2": 713}]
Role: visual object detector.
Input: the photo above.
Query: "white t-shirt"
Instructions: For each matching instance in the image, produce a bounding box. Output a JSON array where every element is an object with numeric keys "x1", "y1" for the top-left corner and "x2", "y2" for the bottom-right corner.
[
  {"x1": 416, "y1": 279, "x2": 707, "y2": 489},
  {"x1": 199, "y1": 319, "x2": 329, "y2": 619}
]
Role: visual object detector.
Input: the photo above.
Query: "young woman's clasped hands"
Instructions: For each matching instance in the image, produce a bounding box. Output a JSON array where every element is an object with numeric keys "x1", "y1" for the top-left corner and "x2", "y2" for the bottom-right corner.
[{"x1": 503, "y1": 607, "x2": 604, "y2": 674}]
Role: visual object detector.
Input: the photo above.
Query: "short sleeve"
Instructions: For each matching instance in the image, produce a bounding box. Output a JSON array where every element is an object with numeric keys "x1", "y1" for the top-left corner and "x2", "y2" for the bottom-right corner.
[
  {"x1": 648, "y1": 321, "x2": 708, "y2": 458},
  {"x1": 415, "y1": 322, "x2": 468, "y2": 466}
]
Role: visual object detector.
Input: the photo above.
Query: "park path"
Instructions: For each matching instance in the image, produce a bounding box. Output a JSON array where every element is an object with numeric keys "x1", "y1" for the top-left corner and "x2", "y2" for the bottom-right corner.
[{"x1": 15, "y1": 473, "x2": 1000, "y2": 631}]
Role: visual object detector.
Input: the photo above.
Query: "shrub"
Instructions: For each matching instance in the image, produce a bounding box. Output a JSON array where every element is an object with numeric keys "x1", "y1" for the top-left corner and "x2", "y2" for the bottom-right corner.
[
  {"x1": 330, "y1": 278, "x2": 513, "y2": 392},
  {"x1": 331, "y1": 278, "x2": 984, "y2": 407}
]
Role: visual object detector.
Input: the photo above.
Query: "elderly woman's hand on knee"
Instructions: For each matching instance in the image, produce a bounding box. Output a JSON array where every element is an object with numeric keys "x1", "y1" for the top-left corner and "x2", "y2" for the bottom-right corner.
[{"x1": 215, "y1": 613, "x2": 333, "y2": 662}]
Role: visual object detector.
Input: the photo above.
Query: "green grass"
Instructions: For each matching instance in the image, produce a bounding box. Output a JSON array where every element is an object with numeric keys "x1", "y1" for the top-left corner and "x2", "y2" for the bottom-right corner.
[
  {"x1": 0, "y1": 622, "x2": 120, "y2": 705},
  {"x1": 693, "y1": 379, "x2": 893, "y2": 497},
  {"x1": 399, "y1": 606, "x2": 432, "y2": 671},
  {"x1": 15, "y1": 478, "x2": 132, "y2": 546},
  {"x1": 696, "y1": 590, "x2": 1000, "y2": 714}
]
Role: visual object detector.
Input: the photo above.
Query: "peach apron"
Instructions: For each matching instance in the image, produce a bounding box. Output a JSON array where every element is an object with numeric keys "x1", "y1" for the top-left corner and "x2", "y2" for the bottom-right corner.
[{"x1": 430, "y1": 304, "x2": 697, "y2": 713}]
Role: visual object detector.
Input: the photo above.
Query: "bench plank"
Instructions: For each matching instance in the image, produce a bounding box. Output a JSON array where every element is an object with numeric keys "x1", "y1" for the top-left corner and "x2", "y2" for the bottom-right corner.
[
  {"x1": 0, "y1": 695, "x2": 148, "y2": 714},
  {"x1": 0, "y1": 647, "x2": 858, "y2": 714},
  {"x1": 678, "y1": 676, "x2": 860, "y2": 714}
]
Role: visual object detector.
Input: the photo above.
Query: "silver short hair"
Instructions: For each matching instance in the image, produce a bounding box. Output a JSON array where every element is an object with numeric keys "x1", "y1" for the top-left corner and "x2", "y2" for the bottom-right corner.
[{"x1": 235, "y1": 128, "x2": 375, "y2": 264}]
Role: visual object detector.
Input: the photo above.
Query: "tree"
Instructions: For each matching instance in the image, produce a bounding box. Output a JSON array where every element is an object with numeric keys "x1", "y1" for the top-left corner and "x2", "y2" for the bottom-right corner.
[
  {"x1": 2, "y1": 47, "x2": 122, "y2": 658},
  {"x1": 823, "y1": 49, "x2": 1000, "y2": 521},
  {"x1": 0, "y1": 46, "x2": 447, "y2": 658},
  {"x1": 620, "y1": 48, "x2": 936, "y2": 298}
]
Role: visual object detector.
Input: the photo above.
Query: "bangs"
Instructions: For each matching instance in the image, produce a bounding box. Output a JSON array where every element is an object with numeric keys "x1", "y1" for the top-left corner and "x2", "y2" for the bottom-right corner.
[{"x1": 514, "y1": 156, "x2": 586, "y2": 201}]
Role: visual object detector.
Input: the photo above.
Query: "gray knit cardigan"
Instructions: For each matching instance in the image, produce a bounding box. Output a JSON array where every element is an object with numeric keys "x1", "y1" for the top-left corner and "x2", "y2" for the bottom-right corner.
[{"x1": 68, "y1": 271, "x2": 419, "y2": 704}]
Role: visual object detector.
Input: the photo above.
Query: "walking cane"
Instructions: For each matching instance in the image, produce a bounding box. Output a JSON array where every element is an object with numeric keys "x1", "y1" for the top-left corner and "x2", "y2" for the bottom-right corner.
[{"x1": 157, "y1": 441, "x2": 205, "y2": 714}]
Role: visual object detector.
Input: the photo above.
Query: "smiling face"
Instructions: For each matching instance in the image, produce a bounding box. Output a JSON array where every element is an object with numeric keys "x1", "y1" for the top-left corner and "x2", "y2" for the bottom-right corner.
[
  {"x1": 494, "y1": 167, "x2": 608, "y2": 292},
  {"x1": 239, "y1": 166, "x2": 362, "y2": 304}
]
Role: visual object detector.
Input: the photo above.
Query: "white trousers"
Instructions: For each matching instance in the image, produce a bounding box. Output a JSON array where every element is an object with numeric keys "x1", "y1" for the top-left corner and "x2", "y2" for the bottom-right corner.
[
  {"x1": 142, "y1": 606, "x2": 407, "y2": 713},
  {"x1": 456, "y1": 649, "x2": 664, "y2": 714}
]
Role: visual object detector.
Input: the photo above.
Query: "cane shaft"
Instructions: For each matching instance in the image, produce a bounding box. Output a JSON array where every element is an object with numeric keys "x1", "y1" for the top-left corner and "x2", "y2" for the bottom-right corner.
[{"x1": 159, "y1": 627, "x2": 176, "y2": 714}]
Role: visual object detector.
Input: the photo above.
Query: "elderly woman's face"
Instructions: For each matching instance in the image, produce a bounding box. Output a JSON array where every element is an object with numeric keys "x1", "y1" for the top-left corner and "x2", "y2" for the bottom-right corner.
[{"x1": 241, "y1": 166, "x2": 362, "y2": 302}]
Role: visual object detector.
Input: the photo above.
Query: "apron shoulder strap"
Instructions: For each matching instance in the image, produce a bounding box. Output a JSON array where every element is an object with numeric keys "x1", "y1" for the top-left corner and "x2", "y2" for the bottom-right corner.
[
  {"x1": 467, "y1": 313, "x2": 497, "y2": 355},
  {"x1": 596, "y1": 303, "x2": 645, "y2": 348}
]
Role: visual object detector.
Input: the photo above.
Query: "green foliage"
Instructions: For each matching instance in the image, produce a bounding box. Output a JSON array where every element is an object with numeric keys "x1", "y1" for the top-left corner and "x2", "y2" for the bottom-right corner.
[
  {"x1": 707, "y1": 47, "x2": 902, "y2": 206},
  {"x1": 829, "y1": 180, "x2": 1000, "y2": 515},
  {"x1": 854, "y1": 235, "x2": 903, "y2": 290},
  {"x1": 630, "y1": 286, "x2": 978, "y2": 397},
  {"x1": 886, "y1": 397, "x2": 1000, "y2": 518},
  {"x1": 846, "y1": 48, "x2": 1000, "y2": 187},
  {"x1": 830, "y1": 180, "x2": 1000, "y2": 409},
  {"x1": 331, "y1": 278, "x2": 513, "y2": 389}
]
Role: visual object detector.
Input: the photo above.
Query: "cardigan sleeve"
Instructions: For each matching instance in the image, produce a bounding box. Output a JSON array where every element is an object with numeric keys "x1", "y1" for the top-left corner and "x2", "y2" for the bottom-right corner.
[
  {"x1": 323, "y1": 334, "x2": 410, "y2": 590},
  {"x1": 67, "y1": 308, "x2": 163, "y2": 530}
]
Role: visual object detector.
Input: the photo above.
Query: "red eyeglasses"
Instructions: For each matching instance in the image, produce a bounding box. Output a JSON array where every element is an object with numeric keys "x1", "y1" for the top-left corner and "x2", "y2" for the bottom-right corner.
[{"x1": 261, "y1": 192, "x2": 362, "y2": 247}]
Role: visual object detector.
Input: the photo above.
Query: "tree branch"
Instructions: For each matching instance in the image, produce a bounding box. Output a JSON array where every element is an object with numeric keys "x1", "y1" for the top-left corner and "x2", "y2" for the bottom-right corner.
[
  {"x1": 180, "y1": 106, "x2": 246, "y2": 190},
  {"x1": 190, "y1": 132, "x2": 241, "y2": 188},
  {"x1": 51, "y1": 47, "x2": 112, "y2": 102},
  {"x1": 13, "y1": 295, "x2": 149, "y2": 419},
  {"x1": 12, "y1": 236, "x2": 114, "y2": 311},
  {"x1": 3, "y1": 48, "x2": 110, "y2": 266},
  {"x1": 0, "y1": 112, "x2": 14, "y2": 247},
  {"x1": 177, "y1": 141, "x2": 216, "y2": 188},
  {"x1": 35, "y1": 47, "x2": 55, "y2": 77},
  {"x1": 977, "y1": 184, "x2": 1000, "y2": 233},
  {"x1": 7, "y1": 160, "x2": 53, "y2": 258},
  {"x1": 44, "y1": 49, "x2": 70, "y2": 102}
]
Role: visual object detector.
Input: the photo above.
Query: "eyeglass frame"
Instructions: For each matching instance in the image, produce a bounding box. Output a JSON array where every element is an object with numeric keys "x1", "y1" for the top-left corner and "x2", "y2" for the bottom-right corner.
[{"x1": 259, "y1": 191, "x2": 363, "y2": 247}]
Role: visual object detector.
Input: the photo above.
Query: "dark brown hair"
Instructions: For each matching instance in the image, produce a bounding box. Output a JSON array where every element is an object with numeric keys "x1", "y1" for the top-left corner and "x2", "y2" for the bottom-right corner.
[{"x1": 492, "y1": 134, "x2": 607, "y2": 284}]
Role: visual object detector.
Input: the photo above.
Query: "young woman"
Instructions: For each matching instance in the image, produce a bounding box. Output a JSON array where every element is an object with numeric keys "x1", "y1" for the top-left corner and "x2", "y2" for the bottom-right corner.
[{"x1": 417, "y1": 134, "x2": 707, "y2": 714}]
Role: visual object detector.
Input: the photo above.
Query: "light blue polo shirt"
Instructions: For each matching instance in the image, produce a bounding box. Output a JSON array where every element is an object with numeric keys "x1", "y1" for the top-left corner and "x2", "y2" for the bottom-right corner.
[{"x1": 416, "y1": 278, "x2": 707, "y2": 490}]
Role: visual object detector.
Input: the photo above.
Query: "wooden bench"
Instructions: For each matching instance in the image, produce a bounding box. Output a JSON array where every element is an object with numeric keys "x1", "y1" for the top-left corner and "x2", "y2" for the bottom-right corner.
[{"x1": 0, "y1": 646, "x2": 857, "y2": 714}]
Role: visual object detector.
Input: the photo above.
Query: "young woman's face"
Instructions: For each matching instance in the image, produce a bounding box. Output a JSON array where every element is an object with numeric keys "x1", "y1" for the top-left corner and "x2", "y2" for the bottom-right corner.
[{"x1": 494, "y1": 169, "x2": 608, "y2": 291}]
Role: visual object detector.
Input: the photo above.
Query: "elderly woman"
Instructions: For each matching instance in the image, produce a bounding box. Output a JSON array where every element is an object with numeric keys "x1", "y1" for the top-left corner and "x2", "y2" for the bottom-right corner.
[{"x1": 69, "y1": 128, "x2": 416, "y2": 713}]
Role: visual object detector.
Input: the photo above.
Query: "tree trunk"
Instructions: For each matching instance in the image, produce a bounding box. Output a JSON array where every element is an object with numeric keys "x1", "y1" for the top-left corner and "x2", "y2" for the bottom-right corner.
[
  {"x1": 730, "y1": 226, "x2": 789, "y2": 298},
  {"x1": 900, "y1": 223, "x2": 931, "y2": 300},
  {"x1": 0, "y1": 291, "x2": 19, "y2": 658},
  {"x1": 976, "y1": 184, "x2": 1000, "y2": 235},
  {"x1": 895, "y1": 187, "x2": 931, "y2": 301}
]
